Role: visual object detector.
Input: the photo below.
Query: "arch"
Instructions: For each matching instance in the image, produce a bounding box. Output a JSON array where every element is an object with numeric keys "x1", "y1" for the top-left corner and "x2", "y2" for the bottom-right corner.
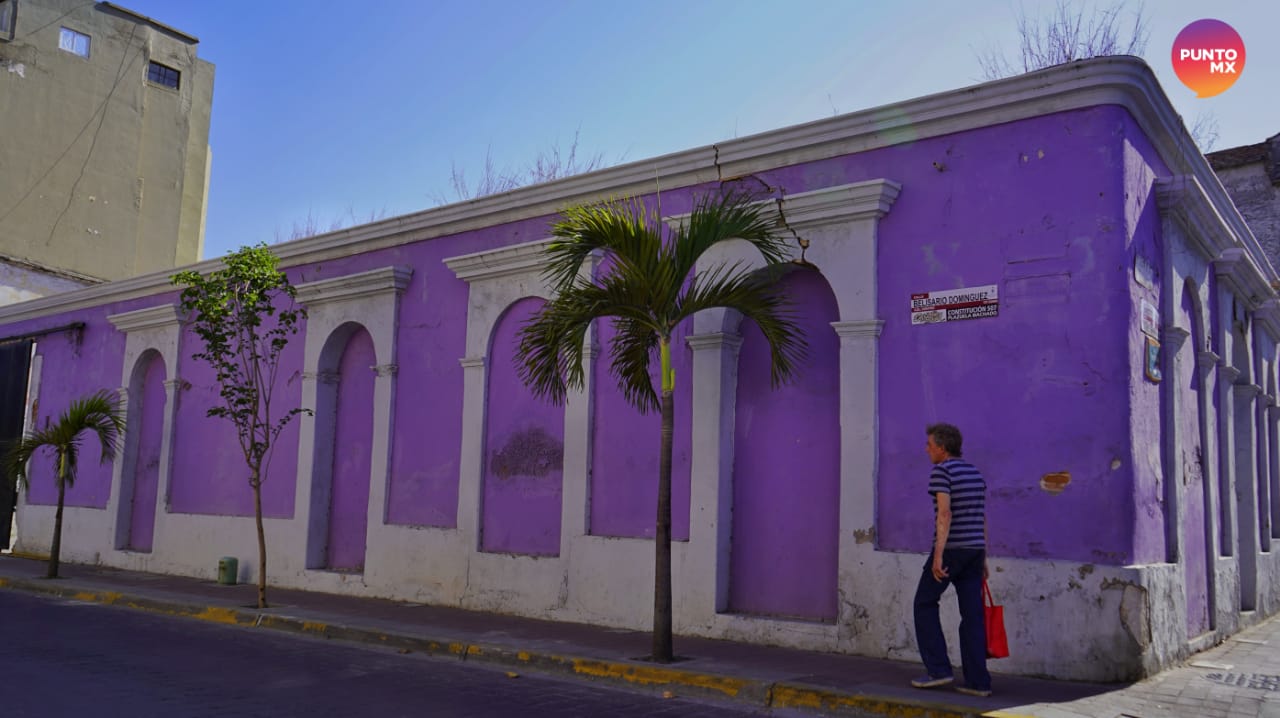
[
  {"x1": 728, "y1": 268, "x2": 841, "y2": 620},
  {"x1": 307, "y1": 321, "x2": 377, "y2": 571},
  {"x1": 118, "y1": 349, "x2": 167, "y2": 552},
  {"x1": 481, "y1": 297, "x2": 564, "y2": 556}
]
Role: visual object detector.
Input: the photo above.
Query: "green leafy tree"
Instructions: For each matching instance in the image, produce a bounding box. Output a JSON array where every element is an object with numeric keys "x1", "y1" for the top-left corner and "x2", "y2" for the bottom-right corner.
[
  {"x1": 516, "y1": 191, "x2": 806, "y2": 662},
  {"x1": 171, "y1": 244, "x2": 307, "y2": 609},
  {"x1": 3, "y1": 390, "x2": 125, "y2": 579}
]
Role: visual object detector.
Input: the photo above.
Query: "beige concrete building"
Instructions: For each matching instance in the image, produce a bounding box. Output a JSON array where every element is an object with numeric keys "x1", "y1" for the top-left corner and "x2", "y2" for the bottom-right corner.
[
  {"x1": 0, "y1": 0, "x2": 213, "y2": 288},
  {"x1": 1209, "y1": 133, "x2": 1280, "y2": 272}
]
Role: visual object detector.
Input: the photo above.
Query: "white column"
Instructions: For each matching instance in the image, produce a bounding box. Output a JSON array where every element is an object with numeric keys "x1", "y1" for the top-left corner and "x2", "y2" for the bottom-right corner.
[
  {"x1": 1233, "y1": 380, "x2": 1261, "y2": 611},
  {"x1": 367, "y1": 363, "x2": 398, "y2": 540},
  {"x1": 1218, "y1": 364, "x2": 1241, "y2": 559},
  {"x1": 1162, "y1": 325, "x2": 1190, "y2": 563},
  {"x1": 297, "y1": 369, "x2": 339, "y2": 568},
  {"x1": 685, "y1": 331, "x2": 743, "y2": 615},
  {"x1": 832, "y1": 320, "x2": 883, "y2": 633},
  {"x1": 457, "y1": 356, "x2": 487, "y2": 551},
  {"x1": 560, "y1": 340, "x2": 597, "y2": 548}
]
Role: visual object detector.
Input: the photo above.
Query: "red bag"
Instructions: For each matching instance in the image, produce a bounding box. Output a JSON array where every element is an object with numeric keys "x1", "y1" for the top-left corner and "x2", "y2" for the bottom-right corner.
[{"x1": 983, "y1": 580, "x2": 1010, "y2": 659}]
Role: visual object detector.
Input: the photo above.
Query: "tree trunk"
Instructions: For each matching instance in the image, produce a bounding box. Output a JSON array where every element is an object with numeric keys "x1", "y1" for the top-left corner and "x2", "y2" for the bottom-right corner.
[
  {"x1": 653, "y1": 338, "x2": 675, "y2": 663},
  {"x1": 252, "y1": 468, "x2": 268, "y2": 609},
  {"x1": 48, "y1": 475, "x2": 65, "y2": 579}
]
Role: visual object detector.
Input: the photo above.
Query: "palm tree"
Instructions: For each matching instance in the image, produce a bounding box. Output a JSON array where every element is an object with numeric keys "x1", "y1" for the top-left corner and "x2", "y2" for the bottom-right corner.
[
  {"x1": 2, "y1": 390, "x2": 125, "y2": 579},
  {"x1": 517, "y1": 190, "x2": 806, "y2": 662}
]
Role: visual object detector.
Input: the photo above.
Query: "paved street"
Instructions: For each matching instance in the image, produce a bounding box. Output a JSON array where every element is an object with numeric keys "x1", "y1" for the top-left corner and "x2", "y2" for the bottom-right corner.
[{"x1": 0, "y1": 591, "x2": 777, "y2": 718}]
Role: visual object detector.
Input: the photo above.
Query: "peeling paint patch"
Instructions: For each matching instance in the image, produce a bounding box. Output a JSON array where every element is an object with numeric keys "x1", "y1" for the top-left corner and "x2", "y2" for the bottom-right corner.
[
  {"x1": 1040, "y1": 471, "x2": 1070, "y2": 494},
  {"x1": 489, "y1": 426, "x2": 563, "y2": 479},
  {"x1": 1111, "y1": 458, "x2": 1122, "y2": 470},
  {"x1": 1078, "y1": 564, "x2": 1095, "y2": 579},
  {"x1": 852, "y1": 527, "x2": 876, "y2": 544},
  {"x1": 6, "y1": 61, "x2": 24, "y2": 78}
]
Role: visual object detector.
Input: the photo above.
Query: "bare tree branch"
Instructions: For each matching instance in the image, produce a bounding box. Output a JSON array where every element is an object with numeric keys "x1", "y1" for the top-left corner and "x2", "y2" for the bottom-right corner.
[
  {"x1": 434, "y1": 128, "x2": 611, "y2": 205},
  {"x1": 977, "y1": 1, "x2": 1148, "y2": 80}
]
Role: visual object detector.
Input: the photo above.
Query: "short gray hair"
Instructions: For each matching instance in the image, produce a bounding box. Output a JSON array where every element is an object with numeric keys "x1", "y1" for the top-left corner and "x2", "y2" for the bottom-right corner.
[{"x1": 926, "y1": 423, "x2": 963, "y2": 457}]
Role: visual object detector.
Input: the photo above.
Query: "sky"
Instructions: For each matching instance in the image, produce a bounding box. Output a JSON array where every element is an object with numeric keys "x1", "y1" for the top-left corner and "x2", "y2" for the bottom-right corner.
[{"x1": 112, "y1": 1, "x2": 1280, "y2": 261}]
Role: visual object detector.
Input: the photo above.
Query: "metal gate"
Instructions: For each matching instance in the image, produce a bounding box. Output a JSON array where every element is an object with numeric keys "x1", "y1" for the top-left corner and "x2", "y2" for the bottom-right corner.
[{"x1": 0, "y1": 340, "x2": 33, "y2": 550}]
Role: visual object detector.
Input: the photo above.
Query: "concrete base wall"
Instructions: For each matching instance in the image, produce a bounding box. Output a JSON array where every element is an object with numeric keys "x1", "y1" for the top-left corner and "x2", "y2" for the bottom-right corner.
[{"x1": 19, "y1": 497, "x2": 1267, "y2": 682}]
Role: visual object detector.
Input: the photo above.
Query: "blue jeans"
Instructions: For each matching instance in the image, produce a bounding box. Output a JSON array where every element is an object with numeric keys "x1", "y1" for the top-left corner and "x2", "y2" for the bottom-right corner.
[{"x1": 913, "y1": 548, "x2": 991, "y2": 691}]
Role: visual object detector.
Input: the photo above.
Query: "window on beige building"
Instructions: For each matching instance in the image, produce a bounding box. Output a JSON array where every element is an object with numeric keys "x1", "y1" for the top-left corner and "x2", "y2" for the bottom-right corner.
[
  {"x1": 146, "y1": 61, "x2": 180, "y2": 90},
  {"x1": 58, "y1": 27, "x2": 89, "y2": 57}
]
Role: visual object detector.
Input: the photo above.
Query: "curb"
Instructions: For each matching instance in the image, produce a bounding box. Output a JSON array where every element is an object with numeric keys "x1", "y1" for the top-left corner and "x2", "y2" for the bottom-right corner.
[{"x1": 0, "y1": 576, "x2": 984, "y2": 718}]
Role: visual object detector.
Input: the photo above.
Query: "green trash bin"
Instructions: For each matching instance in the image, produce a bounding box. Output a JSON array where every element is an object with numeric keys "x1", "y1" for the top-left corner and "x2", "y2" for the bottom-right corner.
[{"x1": 217, "y1": 557, "x2": 238, "y2": 586}]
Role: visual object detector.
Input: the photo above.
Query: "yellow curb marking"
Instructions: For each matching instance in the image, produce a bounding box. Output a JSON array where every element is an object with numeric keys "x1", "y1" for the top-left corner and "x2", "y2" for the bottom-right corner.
[
  {"x1": 192, "y1": 606, "x2": 242, "y2": 625},
  {"x1": 466, "y1": 645, "x2": 483, "y2": 657},
  {"x1": 448, "y1": 642, "x2": 466, "y2": 656},
  {"x1": 300, "y1": 621, "x2": 328, "y2": 633},
  {"x1": 570, "y1": 659, "x2": 747, "y2": 698},
  {"x1": 771, "y1": 684, "x2": 963, "y2": 718},
  {"x1": 517, "y1": 651, "x2": 531, "y2": 662}
]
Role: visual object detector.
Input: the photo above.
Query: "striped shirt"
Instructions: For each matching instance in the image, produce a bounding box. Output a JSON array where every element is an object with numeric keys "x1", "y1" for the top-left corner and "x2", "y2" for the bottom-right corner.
[{"x1": 929, "y1": 458, "x2": 987, "y2": 549}]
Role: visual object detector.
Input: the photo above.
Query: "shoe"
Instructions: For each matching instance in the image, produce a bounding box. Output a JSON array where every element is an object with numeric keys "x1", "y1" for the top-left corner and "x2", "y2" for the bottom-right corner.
[
  {"x1": 956, "y1": 685, "x2": 992, "y2": 697},
  {"x1": 910, "y1": 674, "x2": 954, "y2": 688}
]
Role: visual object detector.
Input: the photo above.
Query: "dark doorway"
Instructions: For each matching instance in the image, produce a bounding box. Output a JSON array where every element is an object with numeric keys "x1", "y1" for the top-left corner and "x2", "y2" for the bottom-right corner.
[{"x1": 0, "y1": 340, "x2": 33, "y2": 550}]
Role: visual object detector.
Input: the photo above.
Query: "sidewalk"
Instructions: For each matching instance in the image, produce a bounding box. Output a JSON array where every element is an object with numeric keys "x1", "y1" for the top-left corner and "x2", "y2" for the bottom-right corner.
[{"x1": 0, "y1": 555, "x2": 1272, "y2": 718}]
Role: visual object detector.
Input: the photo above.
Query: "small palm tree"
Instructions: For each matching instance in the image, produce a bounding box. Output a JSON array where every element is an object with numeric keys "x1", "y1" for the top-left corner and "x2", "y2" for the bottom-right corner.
[
  {"x1": 2, "y1": 390, "x2": 125, "y2": 579},
  {"x1": 517, "y1": 190, "x2": 806, "y2": 662}
]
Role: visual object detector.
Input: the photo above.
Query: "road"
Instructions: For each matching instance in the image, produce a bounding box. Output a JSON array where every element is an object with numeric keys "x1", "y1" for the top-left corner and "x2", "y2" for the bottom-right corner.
[{"x1": 0, "y1": 590, "x2": 781, "y2": 718}]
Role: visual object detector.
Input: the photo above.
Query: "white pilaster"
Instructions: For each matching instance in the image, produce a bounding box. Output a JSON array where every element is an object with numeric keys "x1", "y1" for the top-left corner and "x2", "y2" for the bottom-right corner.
[{"x1": 685, "y1": 331, "x2": 743, "y2": 616}]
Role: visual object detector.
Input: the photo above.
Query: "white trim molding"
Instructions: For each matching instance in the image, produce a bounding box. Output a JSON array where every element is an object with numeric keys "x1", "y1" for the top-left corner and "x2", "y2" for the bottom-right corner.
[
  {"x1": 442, "y1": 238, "x2": 555, "y2": 283},
  {"x1": 295, "y1": 266, "x2": 412, "y2": 307}
]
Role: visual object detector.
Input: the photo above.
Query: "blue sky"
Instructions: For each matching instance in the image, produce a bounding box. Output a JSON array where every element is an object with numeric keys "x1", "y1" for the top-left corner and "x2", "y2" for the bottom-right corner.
[{"x1": 115, "y1": 1, "x2": 1280, "y2": 260}]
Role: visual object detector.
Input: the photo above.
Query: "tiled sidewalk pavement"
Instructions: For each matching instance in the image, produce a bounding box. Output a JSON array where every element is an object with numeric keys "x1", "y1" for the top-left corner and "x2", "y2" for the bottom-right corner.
[{"x1": 999, "y1": 616, "x2": 1280, "y2": 718}]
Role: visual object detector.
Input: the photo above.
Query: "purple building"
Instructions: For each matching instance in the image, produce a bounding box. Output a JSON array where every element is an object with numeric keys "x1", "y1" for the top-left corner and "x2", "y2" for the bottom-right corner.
[{"x1": 2, "y1": 58, "x2": 1277, "y2": 681}]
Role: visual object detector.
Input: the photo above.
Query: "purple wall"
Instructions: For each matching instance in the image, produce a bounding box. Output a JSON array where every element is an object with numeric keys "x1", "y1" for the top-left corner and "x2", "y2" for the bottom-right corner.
[
  {"x1": 127, "y1": 352, "x2": 166, "y2": 552},
  {"x1": 326, "y1": 327, "x2": 376, "y2": 570},
  {"x1": 481, "y1": 298, "x2": 564, "y2": 555},
  {"x1": 25, "y1": 309, "x2": 125, "y2": 508},
  {"x1": 872, "y1": 107, "x2": 1138, "y2": 564},
  {"x1": 729, "y1": 270, "x2": 840, "y2": 620},
  {"x1": 6, "y1": 103, "x2": 1195, "y2": 574},
  {"x1": 167, "y1": 316, "x2": 304, "y2": 518},
  {"x1": 589, "y1": 317, "x2": 693, "y2": 540}
]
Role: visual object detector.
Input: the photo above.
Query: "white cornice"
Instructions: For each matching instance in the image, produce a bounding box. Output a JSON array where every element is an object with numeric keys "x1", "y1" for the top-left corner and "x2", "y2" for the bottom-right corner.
[
  {"x1": 1255, "y1": 299, "x2": 1280, "y2": 343},
  {"x1": 444, "y1": 238, "x2": 554, "y2": 283},
  {"x1": 295, "y1": 266, "x2": 413, "y2": 307},
  {"x1": 107, "y1": 304, "x2": 182, "y2": 333},
  {"x1": 1214, "y1": 249, "x2": 1274, "y2": 311},
  {"x1": 832, "y1": 320, "x2": 885, "y2": 339},
  {"x1": 1155, "y1": 175, "x2": 1237, "y2": 261},
  {"x1": 686, "y1": 332, "x2": 744, "y2": 352},
  {"x1": 664, "y1": 180, "x2": 902, "y2": 233},
  {"x1": 1, "y1": 57, "x2": 1270, "y2": 326}
]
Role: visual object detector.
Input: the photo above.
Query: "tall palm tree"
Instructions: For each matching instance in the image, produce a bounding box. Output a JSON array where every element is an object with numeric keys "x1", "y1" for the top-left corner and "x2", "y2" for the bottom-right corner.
[
  {"x1": 517, "y1": 190, "x2": 806, "y2": 662},
  {"x1": 2, "y1": 390, "x2": 125, "y2": 579}
]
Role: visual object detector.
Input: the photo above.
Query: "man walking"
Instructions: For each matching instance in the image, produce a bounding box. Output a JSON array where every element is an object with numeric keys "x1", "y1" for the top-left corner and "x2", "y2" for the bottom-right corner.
[{"x1": 911, "y1": 423, "x2": 992, "y2": 697}]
